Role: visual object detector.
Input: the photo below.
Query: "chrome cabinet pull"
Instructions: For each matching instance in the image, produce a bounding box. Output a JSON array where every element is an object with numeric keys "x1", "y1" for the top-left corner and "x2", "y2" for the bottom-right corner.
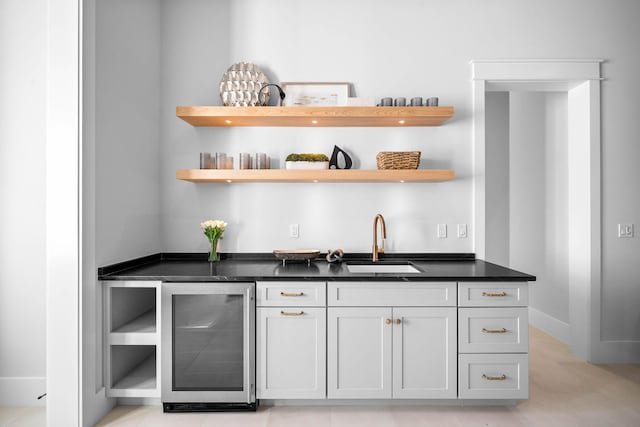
[
  {"x1": 482, "y1": 374, "x2": 507, "y2": 381},
  {"x1": 482, "y1": 327, "x2": 507, "y2": 333},
  {"x1": 280, "y1": 310, "x2": 304, "y2": 316},
  {"x1": 280, "y1": 292, "x2": 304, "y2": 297},
  {"x1": 482, "y1": 291, "x2": 507, "y2": 297}
]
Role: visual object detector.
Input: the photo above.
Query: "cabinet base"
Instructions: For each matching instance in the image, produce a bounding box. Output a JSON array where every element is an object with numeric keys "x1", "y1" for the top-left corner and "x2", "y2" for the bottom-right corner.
[
  {"x1": 259, "y1": 398, "x2": 520, "y2": 407},
  {"x1": 163, "y1": 402, "x2": 257, "y2": 412}
]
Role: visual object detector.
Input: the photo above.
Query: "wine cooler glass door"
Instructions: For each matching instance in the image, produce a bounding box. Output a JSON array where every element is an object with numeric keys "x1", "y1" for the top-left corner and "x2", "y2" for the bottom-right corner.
[{"x1": 162, "y1": 283, "x2": 255, "y2": 404}]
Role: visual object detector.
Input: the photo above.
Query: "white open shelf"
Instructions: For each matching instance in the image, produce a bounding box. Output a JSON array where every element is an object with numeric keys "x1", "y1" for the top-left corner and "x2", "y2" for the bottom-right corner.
[
  {"x1": 111, "y1": 353, "x2": 157, "y2": 390},
  {"x1": 113, "y1": 308, "x2": 156, "y2": 333},
  {"x1": 105, "y1": 281, "x2": 161, "y2": 398}
]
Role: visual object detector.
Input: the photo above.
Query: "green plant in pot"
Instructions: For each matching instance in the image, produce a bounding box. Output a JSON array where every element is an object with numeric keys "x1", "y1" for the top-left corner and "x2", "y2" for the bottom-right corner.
[{"x1": 285, "y1": 153, "x2": 329, "y2": 170}]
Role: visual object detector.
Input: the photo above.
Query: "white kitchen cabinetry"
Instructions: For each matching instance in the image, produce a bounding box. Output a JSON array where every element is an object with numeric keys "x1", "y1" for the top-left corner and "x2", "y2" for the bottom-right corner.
[
  {"x1": 104, "y1": 281, "x2": 161, "y2": 398},
  {"x1": 458, "y1": 282, "x2": 529, "y2": 399},
  {"x1": 256, "y1": 282, "x2": 326, "y2": 399},
  {"x1": 327, "y1": 282, "x2": 457, "y2": 399}
]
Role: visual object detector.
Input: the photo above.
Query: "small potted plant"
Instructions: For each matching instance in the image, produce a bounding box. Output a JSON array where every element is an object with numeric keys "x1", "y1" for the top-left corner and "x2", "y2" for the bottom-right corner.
[{"x1": 285, "y1": 153, "x2": 329, "y2": 170}]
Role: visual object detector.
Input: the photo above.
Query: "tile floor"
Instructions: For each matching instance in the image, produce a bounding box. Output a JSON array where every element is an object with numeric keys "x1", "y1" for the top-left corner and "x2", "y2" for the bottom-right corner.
[
  {"x1": 0, "y1": 406, "x2": 45, "y2": 427},
  {"x1": 2, "y1": 327, "x2": 639, "y2": 426}
]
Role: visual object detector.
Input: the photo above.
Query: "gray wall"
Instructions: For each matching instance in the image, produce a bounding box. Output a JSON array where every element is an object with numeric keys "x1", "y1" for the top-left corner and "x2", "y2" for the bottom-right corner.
[
  {"x1": 95, "y1": 0, "x2": 162, "y2": 267},
  {"x1": 0, "y1": 0, "x2": 47, "y2": 405},
  {"x1": 485, "y1": 92, "x2": 510, "y2": 266}
]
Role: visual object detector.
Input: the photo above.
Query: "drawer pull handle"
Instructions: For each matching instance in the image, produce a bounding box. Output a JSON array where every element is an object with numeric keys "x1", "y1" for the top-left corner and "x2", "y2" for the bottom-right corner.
[
  {"x1": 280, "y1": 310, "x2": 304, "y2": 316},
  {"x1": 482, "y1": 327, "x2": 508, "y2": 334},
  {"x1": 482, "y1": 291, "x2": 507, "y2": 297},
  {"x1": 280, "y1": 292, "x2": 305, "y2": 297},
  {"x1": 482, "y1": 374, "x2": 507, "y2": 381},
  {"x1": 385, "y1": 319, "x2": 392, "y2": 325},
  {"x1": 395, "y1": 319, "x2": 402, "y2": 325}
]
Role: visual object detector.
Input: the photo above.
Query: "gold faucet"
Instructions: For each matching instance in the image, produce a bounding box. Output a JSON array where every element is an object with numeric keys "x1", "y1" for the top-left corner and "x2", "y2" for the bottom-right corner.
[{"x1": 372, "y1": 213, "x2": 387, "y2": 262}]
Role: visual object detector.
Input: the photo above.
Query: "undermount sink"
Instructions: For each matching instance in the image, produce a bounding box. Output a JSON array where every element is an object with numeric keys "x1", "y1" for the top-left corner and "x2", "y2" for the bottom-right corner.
[{"x1": 346, "y1": 262, "x2": 422, "y2": 274}]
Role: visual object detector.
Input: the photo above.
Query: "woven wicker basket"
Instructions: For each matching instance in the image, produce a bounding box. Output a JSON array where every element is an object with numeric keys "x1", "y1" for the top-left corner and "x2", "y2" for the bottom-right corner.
[{"x1": 376, "y1": 151, "x2": 421, "y2": 170}]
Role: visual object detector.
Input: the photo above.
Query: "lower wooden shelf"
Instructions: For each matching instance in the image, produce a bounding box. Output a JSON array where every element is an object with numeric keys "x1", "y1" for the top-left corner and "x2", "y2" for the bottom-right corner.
[{"x1": 176, "y1": 169, "x2": 455, "y2": 183}]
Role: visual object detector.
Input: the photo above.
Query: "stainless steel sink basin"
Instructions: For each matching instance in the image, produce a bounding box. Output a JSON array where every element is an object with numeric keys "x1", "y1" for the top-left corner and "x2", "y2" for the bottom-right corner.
[{"x1": 346, "y1": 263, "x2": 422, "y2": 274}]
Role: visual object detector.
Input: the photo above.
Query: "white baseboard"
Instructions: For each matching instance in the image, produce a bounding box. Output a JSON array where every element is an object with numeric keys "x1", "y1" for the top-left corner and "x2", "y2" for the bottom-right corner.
[
  {"x1": 0, "y1": 377, "x2": 46, "y2": 406},
  {"x1": 528, "y1": 307, "x2": 570, "y2": 344}
]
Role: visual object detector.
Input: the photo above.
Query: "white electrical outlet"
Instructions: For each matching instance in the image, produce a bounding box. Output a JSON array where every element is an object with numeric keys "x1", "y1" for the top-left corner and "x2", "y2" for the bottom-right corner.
[
  {"x1": 457, "y1": 224, "x2": 468, "y2": 238},
  {"x1": 289, "y1": 223, "x2": 299, "y2": 238},
  {"x1": 437, "y1": 224, "x2": 447, "y2": 239},
  {"x1": 618, "y1": 223, "x2": 634, "y2": 238}
]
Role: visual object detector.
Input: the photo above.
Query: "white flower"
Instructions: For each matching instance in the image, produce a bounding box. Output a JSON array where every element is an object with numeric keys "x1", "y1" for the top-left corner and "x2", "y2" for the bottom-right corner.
[{"x1": 200, "y1": 219, "x2": 227, "y2": 231}]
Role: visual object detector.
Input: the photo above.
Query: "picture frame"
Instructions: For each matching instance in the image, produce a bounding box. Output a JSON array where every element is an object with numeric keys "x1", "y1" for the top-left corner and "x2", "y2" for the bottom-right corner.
[{"x1": 280, "y1": 82, "x2": 350, "y2": 107}]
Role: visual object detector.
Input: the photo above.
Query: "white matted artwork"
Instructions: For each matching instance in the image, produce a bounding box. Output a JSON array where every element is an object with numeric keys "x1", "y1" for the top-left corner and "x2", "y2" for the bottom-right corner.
[{"x1": 280, "y1": 82, "x2": 350, "y2": 106}]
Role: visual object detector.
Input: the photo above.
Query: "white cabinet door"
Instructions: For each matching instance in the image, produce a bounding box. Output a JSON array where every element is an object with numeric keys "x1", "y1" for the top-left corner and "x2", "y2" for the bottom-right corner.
[
  {"x1": 257, "y1": 307, "x2": 326, "y2": 399},
  {"x1": 327, "y1": 307, "x2": 392, "y2": 399},
  {"x1": 392, "y1": 307, "x2": 457, "y2": 399}
]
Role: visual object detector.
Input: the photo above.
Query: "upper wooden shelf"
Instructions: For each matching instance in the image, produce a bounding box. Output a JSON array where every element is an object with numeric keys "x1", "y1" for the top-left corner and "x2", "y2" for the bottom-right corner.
[
  {"x1": 176, "y1": 169, "x2": 455, "y2": 183},
  {"x1": 176, "y1": 106, "x2": 454, "y2": 127}
]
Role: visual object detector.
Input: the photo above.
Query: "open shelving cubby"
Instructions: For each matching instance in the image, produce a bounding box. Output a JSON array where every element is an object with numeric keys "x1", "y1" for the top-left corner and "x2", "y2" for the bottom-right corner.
[{"x1": 105, "y1": 282, "x2": 161, "y2": 398}]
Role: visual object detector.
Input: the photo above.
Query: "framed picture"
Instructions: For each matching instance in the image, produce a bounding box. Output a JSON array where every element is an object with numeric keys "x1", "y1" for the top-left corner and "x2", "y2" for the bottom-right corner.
[{"x1": 280, "y1": 82, "x2": 350, "y2": 106}]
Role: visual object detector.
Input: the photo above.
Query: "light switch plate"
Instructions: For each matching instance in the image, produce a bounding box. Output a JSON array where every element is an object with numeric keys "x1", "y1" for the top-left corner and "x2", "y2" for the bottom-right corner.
[
  {"x1": 618, "y1": 223, "x2": 634, "y2": 238},
  {"x1": 458, "y1": 224, "x2": 468, "y2": 238},
  {"x1": 289, "y1": 223, "x2": 299, "y2": 238},
  {"x1": 437, "y1": 224, "x2": 447, "y2": 239}
]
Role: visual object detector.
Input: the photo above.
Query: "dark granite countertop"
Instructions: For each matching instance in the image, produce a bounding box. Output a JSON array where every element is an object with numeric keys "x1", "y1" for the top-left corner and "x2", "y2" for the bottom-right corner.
[{"x1": 98, "y1": 253, "x2": 536, "y2": 283}]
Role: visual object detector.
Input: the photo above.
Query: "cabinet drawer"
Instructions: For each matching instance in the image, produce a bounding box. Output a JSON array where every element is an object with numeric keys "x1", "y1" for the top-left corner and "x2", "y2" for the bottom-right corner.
[
  {"x1": 459, "y1": 353, "x2": 528, "y2": 399},
  {"x1": 459, "y1": 308, "x2": 528, "y2": 353},
  {"x1": 257, "y1": 282, "x2": 326, "y2": 307},
  {"x1": 458, "y1": 282, "x2": 528, "y2": 307},
  {"x1": 328, "y1": 282, "x2": 456, "y2": 307}
]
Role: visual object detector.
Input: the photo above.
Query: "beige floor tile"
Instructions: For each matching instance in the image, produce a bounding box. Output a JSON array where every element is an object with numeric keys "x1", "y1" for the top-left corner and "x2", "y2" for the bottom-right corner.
[
  {"x1": 93, "y1": 405, "x2": 148, "y2": 426},
  {"x1": 453, "y1": 406, "x2": 526, "y2": 427},
  {"x1": 265, "y1": 406, "x2": 331, "y2": 427},
  {"x1": 200, "y1": 411, "x2": 269, "y2": 427},
  {"x1": 0, "y1": 407, "x2": 45, "y2": 427},
  {"x1": 330, "y1": 406, "x2": 398, "y2": 427},
  {"x1": 389, "y1": 406, "x2": 463, "y2": 427},
  {"x1": 137, "y1": 407, "x2": 206, "y2": 427},
  {"x1": 0, "y1": 408, "x2": 29, "y2": 427}
]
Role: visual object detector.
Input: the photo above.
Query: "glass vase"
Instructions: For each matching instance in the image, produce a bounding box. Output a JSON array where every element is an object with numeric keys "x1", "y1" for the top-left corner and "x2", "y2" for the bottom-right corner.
[{"x1": 208, "y1": 238, "x2": 220, "y2": 262}]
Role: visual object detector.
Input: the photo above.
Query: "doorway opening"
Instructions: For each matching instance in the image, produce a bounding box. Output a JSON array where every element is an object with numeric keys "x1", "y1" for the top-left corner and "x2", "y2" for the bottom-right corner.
[{"x1": 471, "y1": 60, "x2": 602, "y2": 362}]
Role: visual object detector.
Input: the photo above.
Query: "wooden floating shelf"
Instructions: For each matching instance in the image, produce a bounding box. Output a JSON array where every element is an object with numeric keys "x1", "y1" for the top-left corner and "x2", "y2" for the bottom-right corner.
[
  {"x1": 176, "y1": 169, "x2": 455, "y2": 183},
  {"x1": 176, "y1": 106, "x2": 454, "y2": 127}
]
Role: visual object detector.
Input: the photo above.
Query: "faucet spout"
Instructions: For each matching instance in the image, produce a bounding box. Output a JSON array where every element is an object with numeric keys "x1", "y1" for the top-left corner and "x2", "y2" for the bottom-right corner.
[{"x1": 372, "y1": 214, "x2": 387, "y2": 262}]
